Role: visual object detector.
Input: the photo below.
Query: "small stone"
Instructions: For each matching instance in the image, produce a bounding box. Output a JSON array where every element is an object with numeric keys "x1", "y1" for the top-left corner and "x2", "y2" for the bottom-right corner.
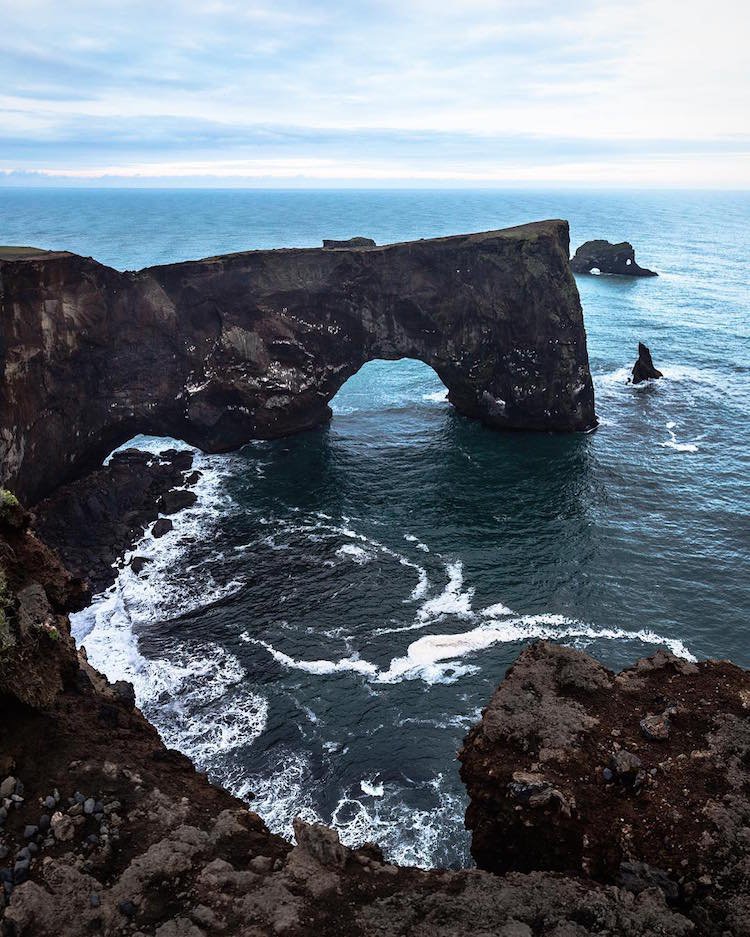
[
  {"x1": 69, "y1": 803, "x2": 83, "y2": 817},
  {"x1": 38, "y1": 814, "x2": 50, "y2": 832},
  {"x1": 13, "y1": 859, "x2": 30, "y2": 884},
  {"x1": 17, "y1": 847, "x2": 31, "y2": 861},
  {"x1": 118, "y1": 899, "x2": 137, "y2": 918},
  {"x1": 43, "y1": 796, "x2": 56, "y2": 810},
  {"x1": 27, "y1": 842, "x2": 38, "y2": 856},
  {"x1": 73, "y1": 792, "x2": 85, "y2": 805},
  {"x1": 609, "y1": 749, "x2": 643, "y2": 787},
  {"x1": 86, "y1": 833, "x2": 100, "y2": 846},
  {"x1": 10, "y1": 794, "x2": 23, "y2": 806},
  {"x1": 83, "y1": 798, "x2": 96, "y2": 815},
  {"x1": 0, "y1": 777, "x2": 17, "y2": 799},
  {"x1": 640, "y1": 713, "x2": 670, "y2": 741},
  {"x1": 602, "y1": 767, "x2": 614, "y2": 782},
  {"x1": 51, "y1": 812, "x2": 75, "y2": 842},
  {"x1": 90, "y1": 893, "x2": 101, "y2": 908},
  {"x1": 13, "y1": 780, "x2": 24, "y2": 797},
  {"x1": 23, "y1": 825, "x2": 38, "y2": 839}
]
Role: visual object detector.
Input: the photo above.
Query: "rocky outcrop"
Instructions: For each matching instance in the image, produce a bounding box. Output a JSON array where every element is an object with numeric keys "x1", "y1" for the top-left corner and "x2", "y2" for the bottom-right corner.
[
  {"x1": 459, "y1": 641, "x2": 750, "y2": 935},
  {"x1": 631, "y1": 342, "x2": 664, "y2": 384},
  {"x1": 322, "y1": 237, "x2": 376, "y2": 249},
  {"x1": 571, "y1": 240, "x2": 657, "y2": 277},
  {"x1": 33, "y1": 449, "x2": 198, "y2": 594},
  {"x1": 0, "y1": 221, "x2": 596, "y2": 503}
]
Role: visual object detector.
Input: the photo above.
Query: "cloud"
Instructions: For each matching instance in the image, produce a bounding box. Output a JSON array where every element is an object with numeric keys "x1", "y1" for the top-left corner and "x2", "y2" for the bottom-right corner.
[{"x1": 1, "y1": 0, "x2": 748, "y2": 185}]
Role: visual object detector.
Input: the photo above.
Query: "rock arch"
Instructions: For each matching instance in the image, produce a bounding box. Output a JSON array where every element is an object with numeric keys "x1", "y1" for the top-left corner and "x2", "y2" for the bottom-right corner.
[{"x1": 0, "y1": 221, "x2": 596, "y2": 503}]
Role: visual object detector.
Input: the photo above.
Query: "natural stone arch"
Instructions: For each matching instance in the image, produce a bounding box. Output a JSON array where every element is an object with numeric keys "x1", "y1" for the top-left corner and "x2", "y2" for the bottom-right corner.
[{"x1": 0, "y1": 221, "x2": 595, "y2": 503}]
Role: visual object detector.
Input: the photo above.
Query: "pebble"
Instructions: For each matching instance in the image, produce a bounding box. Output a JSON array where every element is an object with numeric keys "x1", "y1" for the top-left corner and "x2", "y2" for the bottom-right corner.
[
  {"x1": 43, "y1": 796, "x2": 56, "y2": 811},
  {"x1": 118, "y1": 899, "x2": 137, "y2": 918},
  {"x1": 73, "y1": 792, "x2": 85, "y2": 805},
  {"x1": 39, "y1": 814, "x2": 51, "y2": 833},
  {"x1": 0, "y1": 778, "x2": 16, "y2": 800},
  {"x1": 69, "y1": 803, "x2": 83, "y2": 817},
  {"x1": 51, "y1": 813, "x2": 74, "y2": 842},
  {"x1": 13, "y1": 859, "x2": 30, "y2": 884},
  {"x1": 602, "y1": 767, "x2": 614, "y2": 782},
  {"x1": 90, "y1": 893, "x2": 101, "y2": 908},
  {"x1": 84, "y1": 798, "x2": 96, "y2": 815},
  {"x1": 23, "y1": 824, "x2": 39, "y2": 839}
]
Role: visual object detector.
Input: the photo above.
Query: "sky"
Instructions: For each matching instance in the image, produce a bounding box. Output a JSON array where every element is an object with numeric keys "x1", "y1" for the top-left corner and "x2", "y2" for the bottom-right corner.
[{"x1": 1, "y1": 0, "x2": 748, "y2": 188}]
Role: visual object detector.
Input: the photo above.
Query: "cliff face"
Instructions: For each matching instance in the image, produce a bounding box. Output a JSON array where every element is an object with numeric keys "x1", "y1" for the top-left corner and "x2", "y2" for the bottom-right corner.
[
  {"x1": 459, "y1": 641, "x2": 750, "y2": 936},
  {"x1": 0, "y1": 221, "x2": 596, "y2": 503}
]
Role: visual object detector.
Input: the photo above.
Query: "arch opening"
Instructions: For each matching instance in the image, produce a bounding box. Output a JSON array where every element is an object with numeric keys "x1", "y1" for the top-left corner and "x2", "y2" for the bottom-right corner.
[{"x1": 329, "y1": 358, "x2": 450, "y2": 420}]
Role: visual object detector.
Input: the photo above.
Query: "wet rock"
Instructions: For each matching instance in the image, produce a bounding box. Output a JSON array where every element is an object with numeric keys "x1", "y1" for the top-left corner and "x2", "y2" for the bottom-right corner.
[
  {"x1": 129, "y1": 555, "x2": 151, "y2": 575},
  {"x1": 631, "y1": 343, "x2": 664, "y2": 384},
  {"x1": 571, "y1": 240, "x2": 657, "y2": 276},
  {"x1": 158, "y1": 489, "x2": 198, "y2": 515},
  {"x1": 152, "y1": 518, "x2": 174, "y2": 539}
]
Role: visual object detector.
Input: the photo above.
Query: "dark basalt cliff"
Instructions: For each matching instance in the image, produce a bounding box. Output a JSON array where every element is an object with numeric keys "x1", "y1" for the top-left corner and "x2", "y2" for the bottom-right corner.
[
  {"x1": 460, "y1": 641, "x2": 750, "y2": 936},
  {"x1": 571, "y1": 240, "x2": 658, "y2": 277},
  {"x1": 0, "y1": 221, "x2": 596, "y2": 504}
]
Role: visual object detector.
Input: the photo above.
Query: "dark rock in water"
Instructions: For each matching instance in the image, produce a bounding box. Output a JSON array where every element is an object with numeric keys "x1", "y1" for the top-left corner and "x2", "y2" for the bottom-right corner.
[
  {"x1": 571, "y1": 240, "x2": 657, "y2": 277},
  {"x1": 112, "y1": 680, "x2": 136, "y2": 710},
  {"x1": 0, "y1": 221, "x2": 596, "y2": 505},
  {"x1": 158, "y1": 488, "x2": 197, "y2": 515},
  {"x1": 129, "y1": 555, "x2": 151, "y2": 575},
  {"x1": 631, "y1": 342, "x2": 664, "y2": 384},
  {"x1": 151, "y1": 518, "x2": 174, "y2": 539},
  {"x1": 32, "y1": 449, "x2": 194, "y2": 593},
  {"x1": 322, "y1": 236, "x2": 376, "y2": 248}
]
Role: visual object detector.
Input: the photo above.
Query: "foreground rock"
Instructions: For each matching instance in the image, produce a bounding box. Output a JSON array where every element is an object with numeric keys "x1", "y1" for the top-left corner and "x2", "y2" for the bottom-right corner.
[
  {"x1": 32, "y1": 449, "x2": 198, "y2": 594},
  {"x1": 460, "y1": 641, "x2": 750, "y2": 936},
  {"x1": 0, "y1": 222, "x2": 596, "y2": 503},
  {"x1": 631, "y1": 342, "x2": 664, "y2": 384},
  {"x1": 571, "y1": 240, "x2": 658, "y2": 277}
]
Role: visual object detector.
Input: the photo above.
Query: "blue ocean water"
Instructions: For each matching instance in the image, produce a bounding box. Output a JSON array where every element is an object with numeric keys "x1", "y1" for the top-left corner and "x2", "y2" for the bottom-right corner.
[{"x1": 2, "y1": 187, "x2": 749, "y2": 868}]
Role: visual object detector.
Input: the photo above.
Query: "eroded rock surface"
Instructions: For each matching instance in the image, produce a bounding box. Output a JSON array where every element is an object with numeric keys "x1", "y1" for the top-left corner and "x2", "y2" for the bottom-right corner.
[
  {"x1": 571, "y1": 240, "x2": 658, "y2": 277},
  {"x1": 0, "y1": 221, "x2": 596, "y2": 503},
  {"x1": 460, "y1": 641, "x2": 750, "y2": 935}
]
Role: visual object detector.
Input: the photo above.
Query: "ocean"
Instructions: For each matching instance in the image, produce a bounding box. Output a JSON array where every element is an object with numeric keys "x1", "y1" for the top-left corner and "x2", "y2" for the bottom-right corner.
[{"x1": 1, "y1": 187, "x2": 748, "y2": 869}]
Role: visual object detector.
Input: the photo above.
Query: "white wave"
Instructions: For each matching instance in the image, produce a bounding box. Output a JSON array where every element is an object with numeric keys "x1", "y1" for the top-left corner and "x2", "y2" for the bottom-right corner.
[
  {"x1": 330, "y1": 773, "x2": 470, "y2": 868},
  {"x1": 416, "y1": 561, "x2": 474, "y2": 622},
  {"x1": 242, "y1": 636, "x2": 379, "y2": 678},
  {"x1": 422, "y1": 389, "x2": 448, "y2": 403},
  {"x1": 404, "y1": 533, "x2": 430, "y2": 553},
  {"x1": 660, "y1": 423, "x2": 700, "y2": 453},
  {"x1": 481, "y1": 600, "x2": 515, "y2": 618},
  {"x1": 336, "y1": 543, "x2": 372, "y2": 564},
  {"x1": 71, "y1": 441, "x2": 268, "y2": 772},
  {"x1": 360, "y1": 778, "x2": 385, "y2": 797}
]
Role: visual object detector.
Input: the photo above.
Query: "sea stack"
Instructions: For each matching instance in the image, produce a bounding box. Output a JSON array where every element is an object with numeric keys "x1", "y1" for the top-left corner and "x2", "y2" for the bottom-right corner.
[
  {"x1": 631, "y1": 343, "x2": 663, "y2": 383},
  {"x1": 571, "y1": 240, "x2": 657, "y2": 277}
]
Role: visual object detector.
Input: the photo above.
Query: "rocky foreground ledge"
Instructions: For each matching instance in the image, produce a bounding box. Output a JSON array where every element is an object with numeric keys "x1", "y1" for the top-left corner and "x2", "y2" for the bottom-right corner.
[
  {"x1": 1, "y1": 501, "x2": 748, "y2": 935},
  {"x1": 0, "y1": 222, "x2": 596, "y2": 504}
]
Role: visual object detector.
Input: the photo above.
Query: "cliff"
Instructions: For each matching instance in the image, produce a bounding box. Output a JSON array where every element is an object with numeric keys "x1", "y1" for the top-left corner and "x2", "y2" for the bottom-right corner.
[
  {"x1": 459, "y1": 641, "x2": 750, "y2": 935},
  {"x1": 0, "y1": 221, "x2": 596, "y2": 504}
]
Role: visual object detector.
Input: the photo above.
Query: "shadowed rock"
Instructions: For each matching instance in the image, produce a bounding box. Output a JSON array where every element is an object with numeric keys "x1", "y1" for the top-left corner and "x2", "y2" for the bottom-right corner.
[
  {"x1": 0, "y1": 221, "x2": 596, "y2": 503},
  {"x1": 631, "y1": 342, "x2": 663, "y2": 383},
  {"x1": 571, "y1": 240, "x2": 657, "y2": 277}
]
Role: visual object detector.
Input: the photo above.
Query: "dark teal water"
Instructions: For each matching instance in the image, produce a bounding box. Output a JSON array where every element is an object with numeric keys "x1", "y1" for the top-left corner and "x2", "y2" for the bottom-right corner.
[{"x1": 2, "y1": 188, "x2": 748, "y2": 868}]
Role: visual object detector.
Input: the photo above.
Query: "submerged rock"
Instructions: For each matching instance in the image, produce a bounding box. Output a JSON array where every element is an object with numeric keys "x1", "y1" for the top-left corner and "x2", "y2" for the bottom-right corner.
[
  {"x1": 571, "y1": 240, "x2": 657, "y2": 277},
  {"x1": 0, "y1": 221, "x2": 596, "y2": 504},
  {"x1": 631, "y1": 342, "x2": 664, "y2": 384}
]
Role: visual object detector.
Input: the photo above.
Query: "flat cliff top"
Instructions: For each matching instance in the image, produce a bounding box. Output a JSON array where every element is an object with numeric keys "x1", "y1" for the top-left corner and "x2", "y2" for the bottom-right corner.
[
  {"x1": 0, "y1": 246, "x2": 75, "y2": 262},
  {"x1": 0, "y1": 219, "x2": 568, "y2": 274}
]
